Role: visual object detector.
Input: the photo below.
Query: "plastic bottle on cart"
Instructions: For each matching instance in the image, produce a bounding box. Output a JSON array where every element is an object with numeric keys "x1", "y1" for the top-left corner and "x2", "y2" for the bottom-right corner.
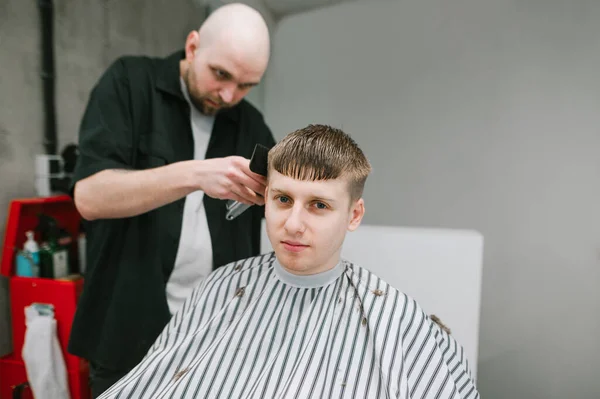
[{"x1": 15, "y1": 231, "x2": 40, "y2": 277}]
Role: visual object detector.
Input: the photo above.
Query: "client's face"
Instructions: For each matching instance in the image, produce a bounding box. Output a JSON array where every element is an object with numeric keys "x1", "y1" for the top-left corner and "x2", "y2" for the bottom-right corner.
[{"x1": 265, "y1": 170, "x2": 364, "y2": 275}]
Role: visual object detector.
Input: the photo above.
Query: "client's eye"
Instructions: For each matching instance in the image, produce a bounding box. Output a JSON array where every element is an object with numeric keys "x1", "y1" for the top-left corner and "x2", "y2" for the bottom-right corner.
[
  {"x1": 315, "y1": 202, "x2": 328, "y2": 210},
  {"x1": 277, "y1": 195, "x2": 290, "y2": 204}
]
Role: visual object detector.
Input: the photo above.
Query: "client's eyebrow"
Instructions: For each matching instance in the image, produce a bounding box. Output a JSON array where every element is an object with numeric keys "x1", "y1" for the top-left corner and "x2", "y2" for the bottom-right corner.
[
  {"x1": 270, "y1": 188, "x2": 336, "y2": 204},
  {"x1": 270, "y1": 188, "x2": 288, "y2": 196}
]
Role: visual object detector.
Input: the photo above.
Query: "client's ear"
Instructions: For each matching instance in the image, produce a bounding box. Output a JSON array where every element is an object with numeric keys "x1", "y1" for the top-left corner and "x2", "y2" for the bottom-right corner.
[{"x1": 347, "y1": 198, "x2": 365, "y2": 232}]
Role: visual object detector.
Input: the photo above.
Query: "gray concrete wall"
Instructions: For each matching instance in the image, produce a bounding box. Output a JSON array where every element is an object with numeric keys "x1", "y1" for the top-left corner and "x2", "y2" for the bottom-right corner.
[{"x1": 0, "y1": 0, "x2": 205, "y2": 357}]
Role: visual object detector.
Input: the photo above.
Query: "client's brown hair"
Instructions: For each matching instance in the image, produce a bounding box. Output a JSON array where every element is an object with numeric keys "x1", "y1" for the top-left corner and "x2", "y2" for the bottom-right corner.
[{"x1": 268, "y1": 124, "x2": 372, "y2": 201}]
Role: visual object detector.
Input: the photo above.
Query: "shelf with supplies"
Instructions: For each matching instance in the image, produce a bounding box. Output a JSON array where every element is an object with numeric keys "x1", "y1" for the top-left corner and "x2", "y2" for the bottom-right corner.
[{"x1": 0, "y1": 195, "x2": 90, "y2": 399}]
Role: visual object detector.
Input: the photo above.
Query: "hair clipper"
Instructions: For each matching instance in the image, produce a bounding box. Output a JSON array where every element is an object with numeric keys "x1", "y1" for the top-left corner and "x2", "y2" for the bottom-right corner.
[{"x1": 225, "y1": 143, "x2": 270, "y2": 220}]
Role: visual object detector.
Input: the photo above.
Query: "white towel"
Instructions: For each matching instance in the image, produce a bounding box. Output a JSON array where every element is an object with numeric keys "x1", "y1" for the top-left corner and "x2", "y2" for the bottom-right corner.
[{"x1": 21, "y1": 303, "x2": 70, "y2": 399}]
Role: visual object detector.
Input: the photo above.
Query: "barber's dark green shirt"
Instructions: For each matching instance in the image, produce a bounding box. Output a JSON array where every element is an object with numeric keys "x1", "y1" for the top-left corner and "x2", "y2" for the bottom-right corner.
[{"x1": 68, "y1": 50, "x2": 276, "y2": 371}]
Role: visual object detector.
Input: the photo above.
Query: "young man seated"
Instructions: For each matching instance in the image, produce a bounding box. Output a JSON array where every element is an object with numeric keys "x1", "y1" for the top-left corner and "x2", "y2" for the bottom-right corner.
[{"x1": 98, "y1": 124, "x2": 480, "y2": 399}]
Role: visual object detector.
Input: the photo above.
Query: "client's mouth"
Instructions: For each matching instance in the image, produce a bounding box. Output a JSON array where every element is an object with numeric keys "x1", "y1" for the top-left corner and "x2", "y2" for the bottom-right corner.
[{"x1": 281, "y1": 241, "x2": 309, "y2": 252}]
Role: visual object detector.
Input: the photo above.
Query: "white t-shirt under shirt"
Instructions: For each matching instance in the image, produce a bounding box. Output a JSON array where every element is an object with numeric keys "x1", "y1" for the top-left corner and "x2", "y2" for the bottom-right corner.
[{"x1": 165, "y1": 79, "x2": 215, "y2": 315}]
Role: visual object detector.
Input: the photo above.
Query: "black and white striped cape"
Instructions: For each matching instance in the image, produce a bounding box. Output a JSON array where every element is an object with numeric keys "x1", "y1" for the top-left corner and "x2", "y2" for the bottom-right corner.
[{"x1": 99, "y1": 252, "x2": 480, "y2": 399}]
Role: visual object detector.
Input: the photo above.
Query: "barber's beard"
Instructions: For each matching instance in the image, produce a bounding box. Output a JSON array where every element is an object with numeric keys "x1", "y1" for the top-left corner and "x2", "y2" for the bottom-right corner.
[
  {"x1": 191, "y1": 95, "x2": 224, "y2": 116},
  {"x1": 184, "y1": 71, "x2": 230, "y2": 116}
]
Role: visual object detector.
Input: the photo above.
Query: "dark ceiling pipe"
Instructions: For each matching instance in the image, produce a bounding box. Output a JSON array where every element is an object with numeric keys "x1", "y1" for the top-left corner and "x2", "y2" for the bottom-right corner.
[{"x1": 37, "y1": 0, "x2": 57, "y2": 155}]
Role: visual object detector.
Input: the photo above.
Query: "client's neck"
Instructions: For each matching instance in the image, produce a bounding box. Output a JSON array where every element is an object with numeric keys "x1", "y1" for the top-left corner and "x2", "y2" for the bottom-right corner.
[{"x1": 273, "y1": 258, "x2": 344, "y2": 289}]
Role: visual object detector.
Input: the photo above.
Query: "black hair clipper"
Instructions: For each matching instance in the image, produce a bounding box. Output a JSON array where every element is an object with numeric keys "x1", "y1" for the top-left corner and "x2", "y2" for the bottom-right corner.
[{"x1": 225, "y1": 144, "x2": 270, "y2": 221}]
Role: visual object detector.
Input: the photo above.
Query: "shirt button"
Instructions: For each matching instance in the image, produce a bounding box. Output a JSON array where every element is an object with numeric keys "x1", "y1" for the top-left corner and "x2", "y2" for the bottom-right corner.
[
  {"x1": 234, "y1": 264, "x2": 242, "y2": 271},
  {"x1": 235, "y1": 287, "x2": 245, "y2": 297}
]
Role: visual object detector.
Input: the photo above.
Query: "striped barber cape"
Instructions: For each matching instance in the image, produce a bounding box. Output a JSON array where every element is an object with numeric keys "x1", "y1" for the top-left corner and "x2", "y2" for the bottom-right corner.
[{"x1": 99, "y1": 252, "x2": 480, "y2": 399}]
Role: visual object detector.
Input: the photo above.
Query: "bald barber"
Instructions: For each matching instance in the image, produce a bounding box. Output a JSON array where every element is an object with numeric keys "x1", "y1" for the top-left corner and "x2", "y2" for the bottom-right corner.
[{"x1": 67, "y1": 4, "x2": 275, "y2": 397}]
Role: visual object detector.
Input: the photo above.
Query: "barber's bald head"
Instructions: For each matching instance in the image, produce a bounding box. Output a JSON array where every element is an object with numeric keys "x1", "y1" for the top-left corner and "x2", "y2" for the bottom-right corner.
[
  {"x1": 198, "y1": 4, "x2": 270, "y2": 67},
  {"x1": 181, "y1": 3, "x2": 270, "y2": 116}
]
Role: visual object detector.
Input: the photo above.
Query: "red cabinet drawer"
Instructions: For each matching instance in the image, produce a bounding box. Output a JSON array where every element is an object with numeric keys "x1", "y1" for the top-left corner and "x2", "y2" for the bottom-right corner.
[
  {"x1": 0, "y1": 354, "x2": 90, "y2": 399},
  {"x1": 0, "y1": 355, "x2": 33, "y2": 399}
]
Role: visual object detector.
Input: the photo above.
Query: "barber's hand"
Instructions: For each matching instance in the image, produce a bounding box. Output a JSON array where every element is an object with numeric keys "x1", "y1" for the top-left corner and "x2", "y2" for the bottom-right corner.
[{"x1": 196, "y1": 156, "x2": 266, "y2": 205}]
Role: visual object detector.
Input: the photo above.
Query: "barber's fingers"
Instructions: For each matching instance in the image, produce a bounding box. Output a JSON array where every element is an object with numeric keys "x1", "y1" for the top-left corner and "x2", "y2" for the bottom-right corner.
[
  {"x1": 231, "y1": 168, "x2": 267, "y2": 195},
  {"x1": 238, "y1": 174, "x2": 267, "y2": 198},
  {"x1": 228, "y1": 157, "x2": 267, "y2": 196},
  {"x1": 231, "y1": 183, "x2": 265, "y2": 206}
]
